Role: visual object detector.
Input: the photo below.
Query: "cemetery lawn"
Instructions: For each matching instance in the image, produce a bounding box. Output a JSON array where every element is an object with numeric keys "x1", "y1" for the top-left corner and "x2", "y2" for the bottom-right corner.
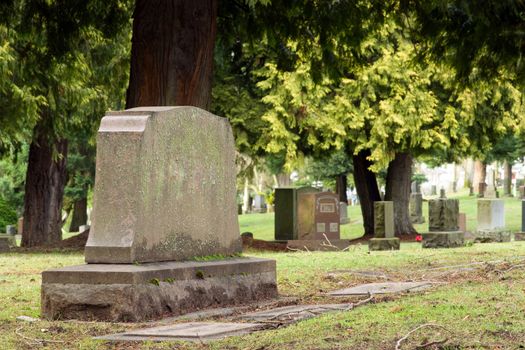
[{"x1": 1, "y1": 241, "x2": 525, "y2": 349}]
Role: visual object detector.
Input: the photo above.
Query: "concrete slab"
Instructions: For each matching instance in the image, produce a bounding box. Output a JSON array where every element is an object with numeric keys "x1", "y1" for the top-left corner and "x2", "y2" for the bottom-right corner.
[
  {"x1": 239, "y1": 304, "x2": 350, "y2": 322},
  {"x1": 97, "y1": 322, "x2": 263, "y2": 342},
  {"x1": 328, "y1": 282, "x2": 434, "y2": 296}
]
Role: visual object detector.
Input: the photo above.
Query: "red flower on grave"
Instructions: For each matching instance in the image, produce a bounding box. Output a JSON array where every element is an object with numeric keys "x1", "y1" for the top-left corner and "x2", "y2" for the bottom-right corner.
[{"x1": 415, "y1": 235, "x2": 422, "y2": 242}]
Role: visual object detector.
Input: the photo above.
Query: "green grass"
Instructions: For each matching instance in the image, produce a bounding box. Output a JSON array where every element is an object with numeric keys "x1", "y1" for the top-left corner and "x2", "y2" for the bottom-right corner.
[
  {"x1": 239, "y1": 189, "x2": 524, "y2": 241},
  {"x1": 1, "y1": 242, "x2": 525, "y2": 349}
]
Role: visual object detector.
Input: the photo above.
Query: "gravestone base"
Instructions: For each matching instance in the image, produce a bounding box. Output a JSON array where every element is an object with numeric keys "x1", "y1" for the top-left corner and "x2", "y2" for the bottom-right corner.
[
  {"x1": 0, "y1": 234, "x2": 15, "y2": 252},
  {"x1": 514, "y1": 232, "x2": 525, "y2": 241},
  {"x1": 421, "y1": 231, "x2": 464, "y2": 248},
  {"x1": 368, "y1": 238, "x2": 400, "y2": 251},
  {"x1": 41, "y1": 257, "x2": 277, "y2": 322},
  {"x1": 474, "y1": 230, "x2": 511, "y2": 243}
]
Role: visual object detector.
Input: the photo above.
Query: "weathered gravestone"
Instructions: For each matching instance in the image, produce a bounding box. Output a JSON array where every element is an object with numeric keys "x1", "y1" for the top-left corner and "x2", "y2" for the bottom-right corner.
[
  {"x1": 340, "y1": 202, "x2": 350, "y2": 225},
  {"x1": 41, "y1": 107, "x2": 277, "y2": 321},
  {"x1": 368, "y1": 201, "x2": 400, "y2": 251},
  {"x1": 475, "y1": 199, "x2": 510, "y2": 242},
  {"x1": 421, "y1": 196, "x2": 464, "y2": 248},
  {"x1": 409, "y1": 193, "x2": 425, "y2": 224},
  {"x1": 6, "y1": 225, "x2": 16, "y2": 235},
  {"x1": 275, "y1": 188, "x2": 347, "y2": 250},
  {"x1": 253, "y1": 194, "x2": 267, "y2": 213},
  {"x1": 0, "y1": 234, "x2": 15, "y2": 252}
]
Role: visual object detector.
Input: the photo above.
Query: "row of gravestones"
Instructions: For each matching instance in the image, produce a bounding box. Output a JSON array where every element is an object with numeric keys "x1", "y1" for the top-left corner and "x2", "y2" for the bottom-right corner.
[{"x1": 370, "y1": 194, "x2": 525, "y2": 251}]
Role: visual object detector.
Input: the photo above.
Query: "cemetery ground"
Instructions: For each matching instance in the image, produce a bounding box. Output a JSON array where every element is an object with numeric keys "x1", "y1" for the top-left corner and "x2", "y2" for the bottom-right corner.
[{"x1": 2, "y1": 191, "x2": 525, "y2": 349}]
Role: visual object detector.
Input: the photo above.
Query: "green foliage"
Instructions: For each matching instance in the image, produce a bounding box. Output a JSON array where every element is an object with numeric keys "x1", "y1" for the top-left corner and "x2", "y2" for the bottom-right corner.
[
  {"x1": 0, "y1": 196, "x2": 17, "y2": 230},
  {"x1": 0, "y1": 145, "x2": 28, "y2": 214},
  {"x1": 411, "y1": 173, "x2": 428, "y2": 185}
]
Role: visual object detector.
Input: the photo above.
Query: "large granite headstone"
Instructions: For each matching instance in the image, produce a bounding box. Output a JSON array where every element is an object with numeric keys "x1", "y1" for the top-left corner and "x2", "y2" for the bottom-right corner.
[
  {"x1": 369, "y1": 201, "x2": 400, "y2": 251},
  {"x1": 409, "y1": 193, "x2": 425, "y2": 224},
  {"x1": 41, "y1": 107, "x2": 277, "y2": 321},
  {"x1": 475, "y1": 199, "x2": 510, "y2": 242},
  {"x1": 422, "y1": 196, "x2": 464, "y2": 248}
]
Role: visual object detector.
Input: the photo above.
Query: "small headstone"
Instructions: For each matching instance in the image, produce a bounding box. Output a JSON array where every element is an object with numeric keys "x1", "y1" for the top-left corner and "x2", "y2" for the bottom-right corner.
[
  {"x1": 478, "y1": 182, "x2": 486, "y2": 197},
  {"x1": 430, "y1": 185, "x2": 437, "y2": 196},
  {"x1": 439, "y1": 188, "x2": 446, "y2": 199},
  {"x1": 0, "y1": 234, "x2": 15, "y2": 252},
  {"x1": 6, "y1": 225, "x2": 16, "y2": 235},
  {"x1": 368, "y1": 201, "x2": 399, "y2": 251},
  {"x1": 339, "y1": 202, "x2": 349, "y2": 225},
  {"x1": 253, "y1": 194, "x2": 267, "y2": 213},
  {"x1": 422, "y1": 197, "x2": 464, "y2": 248},
  {"x1": 328, "y1": 282, "x2": 434, "y2": 296},
  {"x1": 475, "y1": 199, "x2": 510, "y2": 242},
  {"x1": 409, "y1": 193, "x2": 425, "y2": 224}
]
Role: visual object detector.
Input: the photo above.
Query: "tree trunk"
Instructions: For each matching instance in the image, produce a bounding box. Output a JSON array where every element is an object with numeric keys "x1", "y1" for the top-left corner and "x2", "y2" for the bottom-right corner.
[
  {"x1": 68, "y1": 197, "x2": 88, "y2": 232},
  {"x1": 385, "y1": 152, "x2": 416, "y2": 235},
  {"x1": 126, "y1": 0, "x2": 218, "y2": 109},
  {"x1": 352, "y1": 150, "x2": 381, "y2": 237},
  {"x1": 335, "y1": 174, "x2": 348, "y2": 203},
  {"x1": 504, "y1": 161, "x2": 512, "y2": 196},
  {"x1": 473, "y1": 160, "x2": 487, "y2": 196},
  {"x1": 22, "y1": 134, "x2": 68, "y2": 247}
]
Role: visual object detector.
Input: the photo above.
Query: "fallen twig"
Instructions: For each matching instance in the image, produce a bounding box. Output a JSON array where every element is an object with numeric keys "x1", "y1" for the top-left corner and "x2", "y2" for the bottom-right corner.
[
  {"x1": 322, "y1": 233, "x2": 340, "y2": 251},
  {"x1": 395, "y1": 323, "x2": 451, "y2": 350},
  {"x1": 345, "y1": 294, "x2": 374, "y2": 310},
  {"x1": 416, "y1": 338, "x2": 449, "y2": 349},
  {"x1": 15, "y1": 327, "x2": 65, "y2": 346}
]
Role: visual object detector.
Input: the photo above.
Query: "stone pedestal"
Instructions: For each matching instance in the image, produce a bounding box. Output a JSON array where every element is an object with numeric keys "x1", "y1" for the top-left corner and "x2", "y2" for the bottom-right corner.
[
  {"x1": 42, "y1": 258, "x2": 277, "y2": 321},
  {"x1": 421, "y1": 231, "x2": 464, "y2": 248},
  {"x1": 422, "y1": 198, "x2": 464, "y2": 248},
  {"x1": 409, "y1": 193, "x2": 425, "y2": 224},
  {"x1": 41, "y1": 107, "x2": 277, "y2": 321},
  {"x1": 369, "y1": 201, "x2": 399, "y2": 251},
  {"x1": 514, "y1": 232, "x2": 525, "y2": 241},
  {"x1": 368, "y1": 238, "x2": 400, "y2": 251},
  {"x1": 475, "y1": 199, "x2": 507, "y2": 243},
  {"x1": 475, "y1": 230, "x2": 511, "y2": 243},
  {"x1": 0, "y1": 234, "x2": 15, "y2": 252}
]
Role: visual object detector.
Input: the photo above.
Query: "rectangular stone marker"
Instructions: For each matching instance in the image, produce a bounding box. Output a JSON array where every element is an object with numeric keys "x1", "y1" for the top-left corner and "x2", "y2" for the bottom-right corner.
[
  {"x1": 274, "y1": 187, "x2": 319, "y2": 240},
  {"x1": 0, "y1": 234, "x2": 15, "y2": 252},
  {"x1": 41, "y1": 107, "x2": 277, "y2": 321},
  {"x1": 409, "y1": 193, "x2": 425, "y2": 224},
  {"x1": 476, "y1": 199, "x2": 509, "y2": 242},
  {"x1": 97, "y1": 322, "x2": 263, "y2": 342},
  {"x1": 422, "y1": 198, "x2": 464, "y2": 248},
  {"x1": 340, "y1": 202, "x2": 350, "y2": 225},
  {"x1": 312, "y1": 192, "x2": 340, "y2": 240},
  {"x1": 85, "y1": 107, "x2": 241, "y2": 263},
  {"x1": 328, "y1": 282, "x2": 434, "y2": 296},
  {"x1": 369, "y1": 201, "x2": 399, "y2": 251}
]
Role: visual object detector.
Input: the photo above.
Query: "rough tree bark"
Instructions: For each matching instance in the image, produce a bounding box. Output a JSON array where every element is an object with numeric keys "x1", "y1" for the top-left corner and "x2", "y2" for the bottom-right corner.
[
  {"x1": 68, "y1": 197, "x2": 88, "y2": 232},
  {"x1": 22, "y1": 132, "x2": 68, "y2": 247},
  {"x1": 503, "y1": 160, "x2": 513, "y2": 197},
  {"x1": 473, "y1": 160, "x2": 487, "y2": 196},
  {"x1": 352, "y1": 150, "x2": 381, "y2": 237},
  {"x1": 126, "y1": 0, "x2": 218, "y2": 109},
  {"x1": 384, "y1": 152, "x2": 417, "y2": 235},
  {"x1": 335, "y1": 174, "x2": 348, "y2": 203}
]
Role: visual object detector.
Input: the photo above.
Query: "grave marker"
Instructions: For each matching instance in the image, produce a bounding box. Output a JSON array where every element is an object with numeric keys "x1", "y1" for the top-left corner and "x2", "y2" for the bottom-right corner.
[
  {"x1": 409, "y1": 192, "x2": 425, "y2": 224},
  {"x1": 368, "y1": 201, "x2": 400, "y2": 251},
  {"x1": 421, "y1": 196, "x2": 464, "y2": 248},
  {"x1": 41, "y1": 107, "x2": 277, "y2": 321},
  {"x1": 475, "y1": 199, "x2": 510, "y2": 242}
]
